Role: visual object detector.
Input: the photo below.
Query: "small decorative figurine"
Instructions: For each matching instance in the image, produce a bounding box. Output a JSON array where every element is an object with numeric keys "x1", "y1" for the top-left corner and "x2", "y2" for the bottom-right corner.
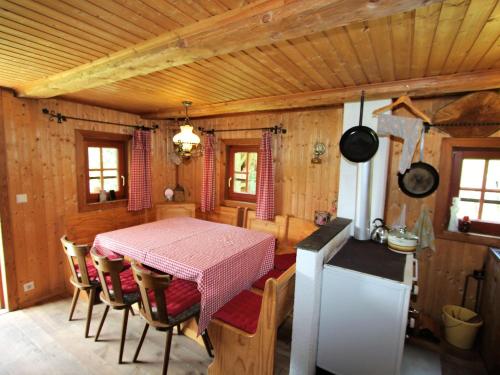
[
  {"x1": 458, "y1": 216, "x2": 471, "y2": 233},
  {"x1": 448, "y1": 197, "x2": 460, "y2": 232},
  {"x1": 99, "y1": 189, "x2": 107, "y2": 203}
]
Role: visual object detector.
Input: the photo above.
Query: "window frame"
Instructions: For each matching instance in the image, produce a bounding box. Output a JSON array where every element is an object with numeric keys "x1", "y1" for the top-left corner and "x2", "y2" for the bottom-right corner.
[
  {"x1": 449, "y1": 149, "x2": 500, "y2": 234},
  {"x1": 226, "y1": 145, "x2": 260, "y2": 203},
  {"x1": 435, "y1": 137, "x2": 500, "y2": 247},
  {"x1": 75, "y1": 130, "x2": 131, "y2": 212}
]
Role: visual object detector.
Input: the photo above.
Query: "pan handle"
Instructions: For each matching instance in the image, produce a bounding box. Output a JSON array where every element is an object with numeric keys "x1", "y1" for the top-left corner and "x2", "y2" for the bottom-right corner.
[
  {"x1": 359, "y1": 90, "x2": 365, "y2": 127},
  {"x1": 419, "y1": 128, "x2": 425, "y2": 162}
]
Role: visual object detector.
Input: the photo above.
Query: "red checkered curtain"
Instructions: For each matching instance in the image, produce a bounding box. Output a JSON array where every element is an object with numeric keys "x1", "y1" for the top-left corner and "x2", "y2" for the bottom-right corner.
[
  {"x1": 256, "y1": 131, "x2": 275, "y2": 220},
  {"x1": 200, "y1": 134, "x2": 216, "y2": 213},
  {"x1": 128, "y1": 130, "x2": 152, "y2": 211}
]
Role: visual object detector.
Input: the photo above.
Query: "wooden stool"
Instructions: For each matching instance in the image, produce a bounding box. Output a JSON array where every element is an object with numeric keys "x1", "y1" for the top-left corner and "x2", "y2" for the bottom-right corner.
[
  {"x1": 60, "y1": 236, "x2": 99, "y2": 338},
  {"x1": 131, "y1": 262, "x2": 213, "y2": 375},
  {"x1": 90, "y1": 248, "x2": 140, "y2": 364}
]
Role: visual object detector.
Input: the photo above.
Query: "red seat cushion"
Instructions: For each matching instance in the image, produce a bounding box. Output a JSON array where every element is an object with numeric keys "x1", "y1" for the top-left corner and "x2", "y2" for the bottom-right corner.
[
  {"x1": 104, "y1": 268, "x2": 138, "y2": 294},
  {"x1": 213, "y1": 290, "x2": 262, "y2": 334},
  {"x1": 148, "y1": 279, "x2": 201, "y2": 317},
  {"x1": 274, "y1": 253, "x2": 296, "y2": 271},
  {"x1": 74, "y1": 260, "x2": 98, "y2": 281},
  {"x1": 252, "y1": 268, "x2": 285, "y2": 290}
]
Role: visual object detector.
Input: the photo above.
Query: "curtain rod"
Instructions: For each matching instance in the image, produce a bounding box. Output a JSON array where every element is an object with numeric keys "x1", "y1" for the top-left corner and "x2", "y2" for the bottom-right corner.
[
  {"x1": 41, "y1": 108, "x2": 159, "y2": 131},
  {"x1": 428, "y1": 122, "x2": 500, "y2": 127},
  {"x1": 198, "y1": 124, "x2": 286, "y2": 135}
]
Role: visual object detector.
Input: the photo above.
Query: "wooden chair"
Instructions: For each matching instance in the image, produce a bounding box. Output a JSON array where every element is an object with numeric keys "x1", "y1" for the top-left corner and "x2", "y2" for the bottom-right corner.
[
  {"x1": 131, "y1": 262, "x2": 213, "y2": 375},
  {"x1": 208, "y1": 266, "x2": 296, "y2": 375},
  {"x1": 60, "y1": 235, "x2": 99, "y2": 338},
  {"x1": 155, "y1": 203, "x2": 196, "y2": 220},
  {"x1": 90, "y1": 248, "x2": 141, "y2": 364},
  {"x1": 198, "y1": 206, "x2": 243, "y2": 227},
  {"x1": 245, "y1": 210, "x2": 288, "y2": 250}
]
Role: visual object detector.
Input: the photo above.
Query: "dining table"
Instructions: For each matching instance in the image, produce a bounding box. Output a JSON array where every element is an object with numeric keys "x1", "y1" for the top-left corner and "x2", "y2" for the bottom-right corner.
[{"x1": 93, "y1": 217, "x2": 275, "y2": 333}]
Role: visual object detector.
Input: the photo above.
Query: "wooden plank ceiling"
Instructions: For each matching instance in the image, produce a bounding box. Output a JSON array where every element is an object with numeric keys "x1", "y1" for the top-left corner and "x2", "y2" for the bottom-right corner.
[{"x1": 0, "y1": 0, "x2": 499, "y2": 117}]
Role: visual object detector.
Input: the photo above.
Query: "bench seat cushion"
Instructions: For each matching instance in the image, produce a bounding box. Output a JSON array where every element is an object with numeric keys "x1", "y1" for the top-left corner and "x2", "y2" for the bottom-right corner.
[
  {"x1": 213, "y1": 290, "x2": 262, "y2": 334},
  {"x1": 274, "y1": 253, "x2": 296, "y2": 271},
  {"x1": 252, "y1": 268, "x2": 285, "y2": 290}
]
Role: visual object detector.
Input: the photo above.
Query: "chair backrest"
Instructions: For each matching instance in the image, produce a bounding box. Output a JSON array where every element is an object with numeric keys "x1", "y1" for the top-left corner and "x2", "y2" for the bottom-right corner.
[
  {"x1": 200, "y1": 206, "x2": 243, "y2": 227},
  {"x1": 60, "y1": 235, "x2": 93, "y2": 287},
  {"x1": 245, "y1": 211, "x2": 288, "y2": 248},
  {"x1": 90, "y1": 248, "x2": 127, "y2": 305},
  {"x1": 156, "y1": 203, "x2": 195, "y2": 221},
  {"x1": 286, "y1": 216, "x2": 318, "y2": 248},
  {"x1": 131, "y1": 262, "x2": 173, "y2": 326}
]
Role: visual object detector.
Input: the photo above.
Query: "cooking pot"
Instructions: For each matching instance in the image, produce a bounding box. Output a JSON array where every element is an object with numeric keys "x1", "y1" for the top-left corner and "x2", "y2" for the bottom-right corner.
[
  {"x1": 388, "y1": 227, "x2": 419, "y2": 253},
  {"x1": 371, "y1": 218, "x2": 389, "y2": 244}
]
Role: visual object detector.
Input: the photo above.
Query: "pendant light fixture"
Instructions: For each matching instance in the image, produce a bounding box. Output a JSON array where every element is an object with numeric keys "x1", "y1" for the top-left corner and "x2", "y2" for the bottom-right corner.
[{"x1": 173, "y1": 101, "x2": 201, "y2": 159}]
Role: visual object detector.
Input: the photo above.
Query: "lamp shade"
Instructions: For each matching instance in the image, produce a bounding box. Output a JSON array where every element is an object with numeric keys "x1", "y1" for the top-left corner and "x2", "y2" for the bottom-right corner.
[{"x1": 173, "y1": 124, "x2": 200, "y2": 152}]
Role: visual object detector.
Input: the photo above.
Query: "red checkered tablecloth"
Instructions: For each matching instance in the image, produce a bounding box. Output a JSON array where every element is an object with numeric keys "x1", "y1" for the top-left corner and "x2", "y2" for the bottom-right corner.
[{"x1": 93, "y1": 217, "x2": 275, "y2": 333}]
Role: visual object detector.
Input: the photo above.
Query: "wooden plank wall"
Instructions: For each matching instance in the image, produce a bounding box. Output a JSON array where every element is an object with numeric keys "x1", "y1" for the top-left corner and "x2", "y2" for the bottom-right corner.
[
  {"x1": 179, "y1": 98, "x2": 499, "y2": 323},
  {"x1": 0, "y1": 89, "x2": 175, "y2": 309},
  {"x1": 178, "y1": 107, "x2": 343, "y2": 221},
  {"x1": 387, "y1": 97, "x2": 500, "y2": 322}
]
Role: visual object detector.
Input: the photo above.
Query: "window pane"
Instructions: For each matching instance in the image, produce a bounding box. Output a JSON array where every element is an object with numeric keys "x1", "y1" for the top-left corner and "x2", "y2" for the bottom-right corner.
[
  {"x1": 102, "y1": 147, "x2": 118, "y2": 169},
  {"x1": 486, "y1": 160, "x2": 500, "y2": 190},
  {"x1": 485, "y1": 191, "x2": 500, "y2": 202},
  {"x1": 88, "y1": 147, "x2": 101, "y2": 169},
  {"x1": 248, "y1": 152, "x2": 258, "y2": 195},
  {"x1": 103, "y1": 170, "x2": 119, "y2": 192},
  {"x1": 460, "y1": 159, "x2": 485, "y2": 189},
  {"x1": 234, "y1": 172, "x2": 247, "y2": 180},
  {"x1": 458, "y1": 190, "x2": 480, "y2": 220},
  {"x1": 482, "y1": 203, "x2": 500, "y2": 223},
  {"x1": 459, "y1": 190, "x2": 481, "y2": 200},
  {"x1": 233, "y1": 178, "x2": 247, "y2": 193},
  {"x1": 89, "y1": 170, "x2": 101, "y2": 194},
  {"x1": 234, "y1": 152, "x2": 248, "y2": 172}
]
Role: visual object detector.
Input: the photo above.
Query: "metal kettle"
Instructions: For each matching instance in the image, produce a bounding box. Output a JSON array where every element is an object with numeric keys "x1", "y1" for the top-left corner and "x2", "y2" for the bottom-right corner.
[{"x1": 371, "y1": 218, "x2": 389, "y2": 244}]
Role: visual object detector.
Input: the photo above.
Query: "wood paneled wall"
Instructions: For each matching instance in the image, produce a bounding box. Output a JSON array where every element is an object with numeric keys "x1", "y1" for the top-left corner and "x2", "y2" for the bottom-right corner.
[
  {"x1": 387, "y1": 97, "x2": 500, "y2": 322},
  {"x1": 178, "y1": 107, "x2": 343, "y2": 221},
  {"x1": 0, "y1": 89, "x2": 175, "y2": 309}
]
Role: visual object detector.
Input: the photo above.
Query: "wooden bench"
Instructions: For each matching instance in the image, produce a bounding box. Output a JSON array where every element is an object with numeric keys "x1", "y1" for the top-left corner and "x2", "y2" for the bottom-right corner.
[{"x1": 207, "y1": 266, "x2": 296, "y2": 375}]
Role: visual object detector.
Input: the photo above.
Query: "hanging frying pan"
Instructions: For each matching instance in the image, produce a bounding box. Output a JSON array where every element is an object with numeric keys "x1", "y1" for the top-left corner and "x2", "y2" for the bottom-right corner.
[
  {"x1": 340, "y1": 91, "x2": 379, "y2": 163},
  {"x1": 398, "y1": 129, "x2": 439, "y2": 198}
]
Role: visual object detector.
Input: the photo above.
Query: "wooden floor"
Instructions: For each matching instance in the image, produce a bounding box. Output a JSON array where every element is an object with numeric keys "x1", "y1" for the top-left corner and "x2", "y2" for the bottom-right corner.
[{"x1": 0, "y1": 297, "x2": 292, "y2": 375}]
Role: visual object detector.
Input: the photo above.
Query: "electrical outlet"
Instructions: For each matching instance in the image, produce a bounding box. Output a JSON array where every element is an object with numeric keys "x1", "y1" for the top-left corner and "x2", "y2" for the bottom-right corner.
[
  {"x1": 16, "y1": 194, "x2": 28, "y2": 204},
  {"x1": 23, "y1": 281, "x2": 35, "y2": 292}
]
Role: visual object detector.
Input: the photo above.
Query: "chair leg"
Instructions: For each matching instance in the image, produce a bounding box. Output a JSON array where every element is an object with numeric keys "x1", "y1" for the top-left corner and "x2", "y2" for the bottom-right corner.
[
  {"x1": 201, "y1": 329, "x2": 214, "y2": 358},
  {"x1": 130, "y1": 306, "x2": 135, "y2": 316},
  {"x1": 118, "y1": 307, "x2": 130, "y2": 364},
  {"x1": 68, "y1": 288, "x2": 80, "y2": 321},
  {"x1": 94, "y1": 305, "x2": 110, "y2": 342},
  {"x1": 133, "y1": 322, "x2": 149, "y2": 362},
  {"x1": 177, "y1": 324, "x2": 182, "y2": 335},
  {"x1": 85, "y1": 288, "x2": 96, "y2": 338},
  {"x1": 161, "y1": 328, "x2": 173, "y2": 375}
]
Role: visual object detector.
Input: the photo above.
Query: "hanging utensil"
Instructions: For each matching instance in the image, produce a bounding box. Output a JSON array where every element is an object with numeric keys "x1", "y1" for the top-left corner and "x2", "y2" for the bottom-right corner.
[
  {"x1": 398, "y1": 128, "x2": 439, "y2": 198},
  {"x1": 340, "y1": 91, "x2": 379, "y2": 163}
]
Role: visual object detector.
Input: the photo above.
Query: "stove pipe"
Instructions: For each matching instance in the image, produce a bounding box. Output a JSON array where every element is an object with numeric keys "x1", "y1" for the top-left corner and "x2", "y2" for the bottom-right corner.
[{"x1": 354, "y1": 161, "x2": 371, "y2": 241}]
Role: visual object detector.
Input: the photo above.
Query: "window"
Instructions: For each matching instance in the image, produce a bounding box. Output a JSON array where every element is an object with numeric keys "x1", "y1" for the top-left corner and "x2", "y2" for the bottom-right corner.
[
  {"x1": 226, "y1": 145, "x2": 259, "y2": 202},
  {"x1": 450, "y1": 149, "x2": 500, "y2": 234},
  {"x1": 76, "y1": 130, "x2": 130, "y2": 210},
  {"x1": 435, "y1": 137, "x2": 500, "y2": 244}
]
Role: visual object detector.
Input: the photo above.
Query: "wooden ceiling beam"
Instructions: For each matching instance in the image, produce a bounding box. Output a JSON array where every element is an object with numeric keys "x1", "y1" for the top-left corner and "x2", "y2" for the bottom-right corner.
[
  {"x1": 141, "y1": 70, "x2": 500, "y2": 118},
  {"x1": 14, "y1": 0, "x2": 440, "y2": 98}
]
